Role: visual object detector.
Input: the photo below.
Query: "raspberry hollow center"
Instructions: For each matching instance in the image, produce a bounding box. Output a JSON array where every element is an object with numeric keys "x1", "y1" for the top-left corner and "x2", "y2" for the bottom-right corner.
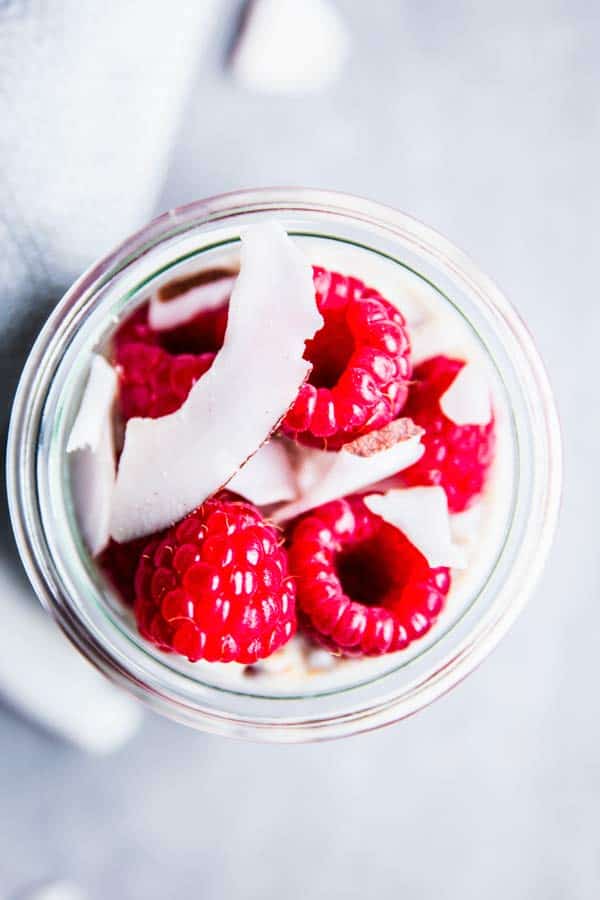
[
  {"x1": 304, "y1": 313, "x2": 356, "y2": 389},
  {"x1": 335, "y1": 538, "x2": 395, "y2": 607}
]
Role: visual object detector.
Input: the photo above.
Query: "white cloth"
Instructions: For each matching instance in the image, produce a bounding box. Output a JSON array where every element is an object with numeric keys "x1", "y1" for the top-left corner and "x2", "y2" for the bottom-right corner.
[
  {"x1": 0, "y1": 0, "x2": 218, "y2": 322},
  {"x1": 0, "y1": 0, "x2": 219, "y2": 750}
]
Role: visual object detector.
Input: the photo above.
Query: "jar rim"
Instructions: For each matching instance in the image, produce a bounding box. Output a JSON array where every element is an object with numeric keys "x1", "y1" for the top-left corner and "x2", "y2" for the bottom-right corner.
[{"x1": 6, "y1": 188, "x2": 562, "y2": 741}]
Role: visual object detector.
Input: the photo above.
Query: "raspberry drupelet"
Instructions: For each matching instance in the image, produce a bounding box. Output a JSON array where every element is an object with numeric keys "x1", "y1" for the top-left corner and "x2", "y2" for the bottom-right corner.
[
  {"x1": 288, "y1": 496, "x2": 451, "y2": 657},
  {"x1": 133, "y1": 496, "x2": 296, "y2": 664},
  {"x1": 282, "y1": 267, "x2": 412, "y2": 449},
  {"x1": 116, "y1": 343, "x2": 214, "y2": 421},
  {"x1": 401, "y1": 356, "x2": 495, "y2": 512}
]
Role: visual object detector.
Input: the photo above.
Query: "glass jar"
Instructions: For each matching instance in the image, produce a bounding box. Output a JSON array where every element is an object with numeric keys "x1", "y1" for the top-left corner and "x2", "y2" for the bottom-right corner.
[{"x1": 6, "y1": 189, "x2": 562, "y2": 741}]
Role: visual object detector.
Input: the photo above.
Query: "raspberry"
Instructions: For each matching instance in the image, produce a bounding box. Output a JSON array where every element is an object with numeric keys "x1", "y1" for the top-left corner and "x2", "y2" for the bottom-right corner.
[
  {"x1": 158, "y1": 303, "x2": 228, "y2": 357},
  {"x1": 288, "y1": 496, "x2": 450, "y2": 657},
  {"x1": 114, "y1": 306, "x2": 159, "y2": 351},
  {"x1": 133, "y1": 496, "x2": 296, "y2": 664},
  {"x1": 113, "y1": 293, "x2": 229, "y2": 421},
  {"x1": 114, "y1": 299, "x2": 228, "y2": 356},
  {"x1": 116, "y1": 342, "x2": 214, "y2": 421},
  {"x1": 99, "y1": 537, "x2": 150, "y2": 605},
  {"x1": 401, "y1": 356, "x2": 495, "y2": 512},
  {"x1": 282, "y1": 267, "x2": 412, "y2": 449}
]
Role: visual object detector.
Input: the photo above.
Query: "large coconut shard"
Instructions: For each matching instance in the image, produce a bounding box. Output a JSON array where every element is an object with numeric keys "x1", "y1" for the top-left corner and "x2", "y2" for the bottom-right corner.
[{"x1": 110, "y1": 222, "x2": 322, "y2": 542}]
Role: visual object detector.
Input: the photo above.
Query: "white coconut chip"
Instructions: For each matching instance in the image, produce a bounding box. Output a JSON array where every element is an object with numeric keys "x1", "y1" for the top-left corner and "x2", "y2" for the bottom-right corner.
[
  {"x1": 440, "y1": 361, "x2": 492, "y2": 426},
  {"x1": 148, "y1": 274, "x2": 236, "y2": 332},
  {"x1": 364, "y1": 487, "x2": 467, "y2": 570},
  {"x1": 228, "y1": 437, "x2": 297, "y2": 505},
  {"x1": 110, "y1": 222, "x2": 322, "y2": 542},
  {"x1": 67, "y1": 354, "x2": 116, "y2": 453},
  {"x1": 272, "y1": 419, "x2": 424, "y2": 524},
  {"x1": 67, "y1": 354, "x2": 117, "y2": 556},
  {"x1": 231, "y1": 0, "x2": 350, "y2": 94}
]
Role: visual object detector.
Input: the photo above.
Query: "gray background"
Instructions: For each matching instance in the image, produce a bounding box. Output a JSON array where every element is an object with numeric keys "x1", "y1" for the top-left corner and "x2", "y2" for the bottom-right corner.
[{"x1": 2, "y1": 1, "x2": 599, "y2": 897}]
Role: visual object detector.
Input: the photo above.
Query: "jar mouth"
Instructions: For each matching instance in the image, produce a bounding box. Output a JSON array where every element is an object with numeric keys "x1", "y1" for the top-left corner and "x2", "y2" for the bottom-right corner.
[{"x1": 6, "y1": 188, "x2": 562, "y2": 741}]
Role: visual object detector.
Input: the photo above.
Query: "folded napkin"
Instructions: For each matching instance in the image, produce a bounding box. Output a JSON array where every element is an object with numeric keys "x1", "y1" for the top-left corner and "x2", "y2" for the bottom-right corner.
[{"x1": 0, "y1": 0, "x2": 219, "y2": 750}]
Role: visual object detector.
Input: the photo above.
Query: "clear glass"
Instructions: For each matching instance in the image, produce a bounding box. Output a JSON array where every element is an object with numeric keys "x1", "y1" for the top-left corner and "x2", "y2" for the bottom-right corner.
[{"x1": 6, "y1": 189, "x2": 562, "y2": 741}]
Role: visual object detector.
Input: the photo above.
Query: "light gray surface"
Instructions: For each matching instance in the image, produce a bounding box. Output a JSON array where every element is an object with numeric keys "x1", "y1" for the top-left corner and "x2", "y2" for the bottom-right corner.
[{"x1": 1, "y1": 1, "x2": 598, "y2": 897}]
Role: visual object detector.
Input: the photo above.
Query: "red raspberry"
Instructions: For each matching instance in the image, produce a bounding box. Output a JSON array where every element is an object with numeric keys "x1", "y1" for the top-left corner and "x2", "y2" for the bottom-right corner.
[
  {"x1": 402, "y1": 356, "x2": 495, "y2": 512},
  {"x1": 99, "y1": 537, "x2": 150, "y2": 606},
  {"x1": 133, "y1": 496, "x2": 296, "y2": 664},
  {"x1": 113, "y1": 296, "x2": 228, "y2": 420},
  {"x1": 282, "y1": 267, "x2": 412, "y2": 449},
  {"x1": 288, "y1": 496, "x2": 450, "y2": 657},
  {"x1": 113, "y1": 306, "x2": 159, "y2": 350},
  {"x1": 116, "y1": 343, "x2": 214, "y2": 421}
]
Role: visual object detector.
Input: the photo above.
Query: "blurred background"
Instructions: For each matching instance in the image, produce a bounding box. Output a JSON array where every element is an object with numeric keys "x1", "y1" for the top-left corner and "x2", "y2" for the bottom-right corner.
[{"x1": 0, "y1": 1, "x2": 597, "y2": 897}]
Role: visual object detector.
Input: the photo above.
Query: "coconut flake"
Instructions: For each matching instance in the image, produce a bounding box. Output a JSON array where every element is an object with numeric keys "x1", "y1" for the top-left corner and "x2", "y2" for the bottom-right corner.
[
  {"x1": 440, "y1": 362, "x2": 492, "y2": 426},
  {"x1": 228, "y1": 438, "x2": 297, "y2": 505},
  {"x1": 231, "y1": 0, "x2": 350, "y2": 94},
  {"x1": 110, "y1": 222, "x2": 322, "y2": 542},
  {"x1": 67, "y1": 354, "x2": 116, "y2": 453},
  {"x1": 364, "y1": 487, "x2": 467, "y2": 569},
  {"x1": 67, "y1": 355, "x2": 117, "y2": 555},
  {"x1": 272, "y1": 420, "x2": 424, "y2": 523},
  {"x1": 148, "y1": 275, "x2": 236, "y2": 331}
]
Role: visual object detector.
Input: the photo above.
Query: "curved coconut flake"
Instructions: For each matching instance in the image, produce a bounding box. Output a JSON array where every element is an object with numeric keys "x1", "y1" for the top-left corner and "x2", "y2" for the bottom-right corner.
[
  {"x1": 148, "y1": 275, "x2": 236, "y2": 332},
  {"x1": 228, "y1": 438, "x2": 297, "y2": 505},
  {"x1": 67, "y1": 354, "x2": 117, "y2": 556},
  {"x1": 440, "y1": 362, "x2": 492, "y2": 426},
  {"x1": 272, "y1": 419, "x2": 424, "y2": 524},
  {"x1": 110, "y1": 222, "x2": 322, "y2": 542},
  {"x1": 231, "y1": 0, "x2": 350, "y2": 95},
  {"x1": 364, "y1": 487, "x2": 467, "y2": 570},
  {"x1": 67, "y1": 354, "x2": 116, "y2": 453}
]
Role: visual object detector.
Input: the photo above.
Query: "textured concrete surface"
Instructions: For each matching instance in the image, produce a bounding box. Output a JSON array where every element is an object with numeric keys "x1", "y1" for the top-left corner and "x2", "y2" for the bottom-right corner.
[{"x1": 1, "y1": 1, "x2": 599, "y2": 897}]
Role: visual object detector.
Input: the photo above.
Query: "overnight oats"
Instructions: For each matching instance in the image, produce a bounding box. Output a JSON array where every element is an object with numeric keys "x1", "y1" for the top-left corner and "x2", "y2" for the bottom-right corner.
[{"x1": 7, "y1": 190, "x2": 561, "y2": 739}]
